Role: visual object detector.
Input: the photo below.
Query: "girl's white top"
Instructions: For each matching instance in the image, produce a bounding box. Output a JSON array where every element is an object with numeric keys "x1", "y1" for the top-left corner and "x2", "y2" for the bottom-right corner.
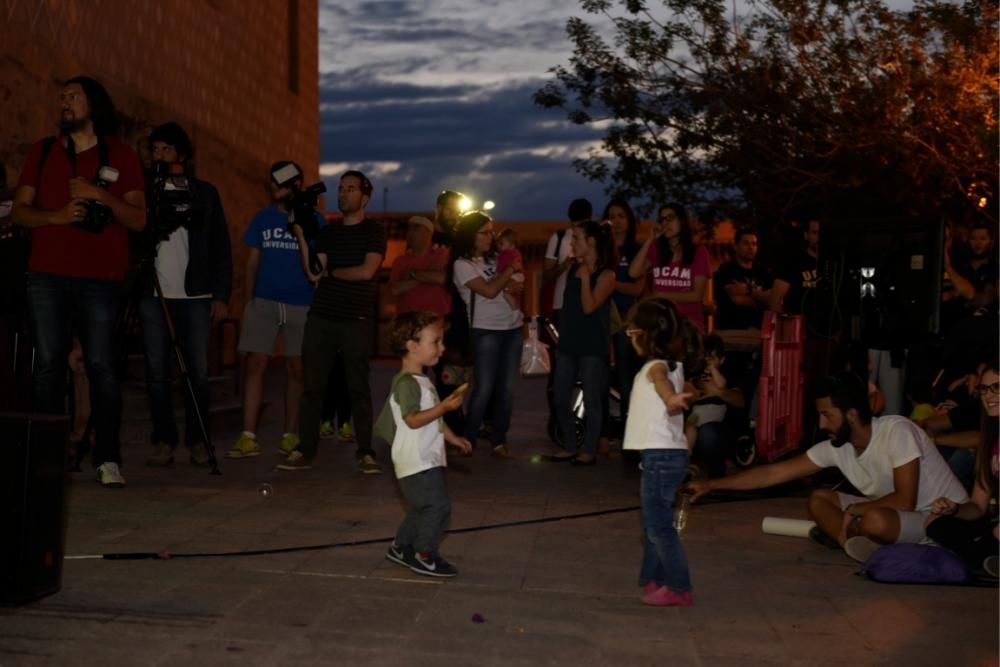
[{"x1": 623, "y1": 359, "x2": 687, "y2": 451}]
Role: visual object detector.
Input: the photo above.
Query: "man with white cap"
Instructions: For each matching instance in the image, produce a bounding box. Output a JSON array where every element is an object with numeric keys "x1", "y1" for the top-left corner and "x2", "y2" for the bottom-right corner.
[{"x1": 389, "y1": 215, "x2": 451, "y2": 316}]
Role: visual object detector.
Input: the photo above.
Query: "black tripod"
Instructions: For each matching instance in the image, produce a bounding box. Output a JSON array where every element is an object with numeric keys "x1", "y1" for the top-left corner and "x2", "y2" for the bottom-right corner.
[{"x1": 114, "y1": 244, "x2": 222, "y2": 475}]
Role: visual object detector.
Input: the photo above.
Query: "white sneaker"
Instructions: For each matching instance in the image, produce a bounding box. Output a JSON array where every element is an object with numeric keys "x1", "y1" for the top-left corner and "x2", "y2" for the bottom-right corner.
[
  {"x1": 844, "y1": 536, "x2": 880, "y2": 563},
  {"x1": 96, "y1": 462, "x2": 126, "y2": 488}
]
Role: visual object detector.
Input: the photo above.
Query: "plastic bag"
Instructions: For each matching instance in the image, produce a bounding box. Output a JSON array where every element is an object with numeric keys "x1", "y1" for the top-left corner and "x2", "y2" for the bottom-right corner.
[{"x1": 520, "y1": 319, "x2": 551, "y2": 377}]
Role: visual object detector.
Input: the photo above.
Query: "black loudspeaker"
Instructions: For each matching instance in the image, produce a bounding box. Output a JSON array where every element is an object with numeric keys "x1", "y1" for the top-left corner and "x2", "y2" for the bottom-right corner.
[{"x1": 0, "y1": 413, "x2": 70, "y2": 605}]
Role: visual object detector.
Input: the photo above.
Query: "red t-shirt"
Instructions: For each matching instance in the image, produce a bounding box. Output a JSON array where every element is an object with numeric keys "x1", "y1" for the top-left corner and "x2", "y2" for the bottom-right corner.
[
  {"x1": 389, "y1": 247, "x2": 452, "y2": 315},
  {"x1": 17, "y1": 137, "x2": 144, "y2": 281},
  {"x1": 646, "y1": 243, "x2": 711, "y2": 330}
]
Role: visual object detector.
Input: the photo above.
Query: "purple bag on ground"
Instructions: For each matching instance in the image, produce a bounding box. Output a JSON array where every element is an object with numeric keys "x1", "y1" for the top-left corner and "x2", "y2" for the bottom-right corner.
[{"x1": 860, "y1": 543, "x2": 970, "y2": 584}]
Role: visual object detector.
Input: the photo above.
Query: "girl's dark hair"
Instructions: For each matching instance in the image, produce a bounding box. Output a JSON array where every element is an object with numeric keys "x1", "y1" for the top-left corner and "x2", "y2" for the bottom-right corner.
[
  {"x1": 64, "y1": 76, "x2": 119, "y2": 137},
  {"x1": 575, "y1": 220, "x2": 618, "y2": 274},
  {"x1": 628, "y1": 296, "x2": 704, "y2": 373},
  {"x1": 976, "y1": 361, "x2": 999, "y2": 499},
  {"x1": 451, "y1": 210, "x2": 493, "y2": 261},
  {"x1": 602, "y1": 198, "x2": 639, "y2": 258},
  {"x1": 655, "y1": 202, "x2": 696, "y2": 267}
]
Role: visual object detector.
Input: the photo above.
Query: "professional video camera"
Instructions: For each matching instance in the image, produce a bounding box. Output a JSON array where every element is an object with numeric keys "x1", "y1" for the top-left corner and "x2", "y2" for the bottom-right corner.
[
  {"x1": 271, "y1": 162, "x2": 325, "y2": 241},
  {"x1": 148, "y1": 161, "x2": 201, "y2": 241},
  {"x1": 73, "y1": 166, "x2": 119, "y2": 233}
]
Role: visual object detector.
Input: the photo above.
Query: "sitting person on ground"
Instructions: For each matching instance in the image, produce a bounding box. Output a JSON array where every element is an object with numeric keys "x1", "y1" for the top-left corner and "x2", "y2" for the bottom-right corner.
[
  {"x1": 685, "y1": 334, "x2": 746, "y2": 479},
  {"x1": 685, "y1": 372, "x2": 969, "y2": 563},
  {"x1": 921, "y1": 360, "x2": 985, "y2": 490},
  {"x1": 926, "y1": 361, "x2": 999, "y2": 578},
  {"x1": 374, "y1": 311, "x2": 472, "y2": 577}
]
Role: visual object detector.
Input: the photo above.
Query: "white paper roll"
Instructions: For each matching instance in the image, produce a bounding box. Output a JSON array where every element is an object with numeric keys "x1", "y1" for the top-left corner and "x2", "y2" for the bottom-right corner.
[{"x1": 761, "y1": 517, "x2": 816, "y2": 539}]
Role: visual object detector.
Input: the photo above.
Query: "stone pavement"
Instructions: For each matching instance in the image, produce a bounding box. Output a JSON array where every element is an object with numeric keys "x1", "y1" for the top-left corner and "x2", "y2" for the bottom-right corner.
[{"x1": 1, "y1": 362, "x2": 997, "y2": 666}]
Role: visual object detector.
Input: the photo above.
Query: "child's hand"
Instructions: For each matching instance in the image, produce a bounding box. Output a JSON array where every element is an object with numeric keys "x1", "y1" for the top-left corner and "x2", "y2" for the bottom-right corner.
[
  {"x1": 666, "y1": 392, "x2": 693, "y2": 414},
  {"x1": 447, "y1": 436, "x2": 473, "y2": 455},
  {"x1": 930, "y1": 497, "x2": 958, "y2": 516},
  {"x1": 441, "y1": 391, "x2": 466, "y2": 412}
]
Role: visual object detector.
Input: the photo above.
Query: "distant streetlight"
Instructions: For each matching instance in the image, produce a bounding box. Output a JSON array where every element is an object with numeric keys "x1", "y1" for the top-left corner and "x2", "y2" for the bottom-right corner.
[{"x1": 483, "y1": 200, "x2": 496, "y2": 211}]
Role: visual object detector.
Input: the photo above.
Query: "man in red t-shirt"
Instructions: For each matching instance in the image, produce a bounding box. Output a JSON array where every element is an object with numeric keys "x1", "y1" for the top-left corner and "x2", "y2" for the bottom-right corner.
[
  {"x1": 12, "y1": 76, "x2": 146, "y2": 488},
  {"x1": 389, "y1": 216, "x2": 451, "y2": 316}
]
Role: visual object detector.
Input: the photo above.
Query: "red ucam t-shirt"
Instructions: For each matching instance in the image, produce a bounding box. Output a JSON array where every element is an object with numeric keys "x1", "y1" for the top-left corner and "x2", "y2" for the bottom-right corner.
[
  {"x1": 389, "y1": 247, "x2": 452, "y2": 315},
  {"x1": 17, "y1": 136, "x2": 144, "y2": 281},
  {"x1": 646, "y1": 242, "x2": 711, "y2": 331}
]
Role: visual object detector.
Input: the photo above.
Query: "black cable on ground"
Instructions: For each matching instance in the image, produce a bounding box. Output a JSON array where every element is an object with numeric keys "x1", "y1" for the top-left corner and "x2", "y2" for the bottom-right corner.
[{"x1": 70, "y1": 504, "x2": 643, "y2": 561}]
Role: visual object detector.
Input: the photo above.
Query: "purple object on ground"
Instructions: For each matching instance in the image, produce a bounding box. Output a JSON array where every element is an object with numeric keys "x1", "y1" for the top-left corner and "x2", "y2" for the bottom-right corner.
[{"x1": 471, "y1": 613, "x2": 485, "y2": 624}]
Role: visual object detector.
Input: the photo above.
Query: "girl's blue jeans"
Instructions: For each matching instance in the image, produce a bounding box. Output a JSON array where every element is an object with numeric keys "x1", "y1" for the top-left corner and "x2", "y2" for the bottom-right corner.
[{"x1": 638, "y1": 448, "x2": 692, "y2": 593}]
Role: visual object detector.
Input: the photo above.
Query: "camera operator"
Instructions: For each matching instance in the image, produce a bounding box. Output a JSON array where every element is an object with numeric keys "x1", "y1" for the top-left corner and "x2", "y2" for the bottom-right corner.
[
  {"x1": 227, "y1": 161, "x2": 325, "y2": 461},
  {"x1": 12, "y1": 76, "x2": 145, "y2": 488},
  {"x1": 141, "y1": 122, "x2": 232, "y2": 468}
]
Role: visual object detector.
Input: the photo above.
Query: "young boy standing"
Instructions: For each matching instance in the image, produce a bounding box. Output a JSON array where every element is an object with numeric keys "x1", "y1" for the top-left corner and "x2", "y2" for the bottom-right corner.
[{"x1": 375, "y1": 311, "x2": 472, "y2": 577}]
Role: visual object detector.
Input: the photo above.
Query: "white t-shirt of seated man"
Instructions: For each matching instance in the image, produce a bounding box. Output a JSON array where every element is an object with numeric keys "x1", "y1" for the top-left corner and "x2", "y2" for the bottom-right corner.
[{"x1": 805, "y1": 415, "x2": 969, "y2": 512}]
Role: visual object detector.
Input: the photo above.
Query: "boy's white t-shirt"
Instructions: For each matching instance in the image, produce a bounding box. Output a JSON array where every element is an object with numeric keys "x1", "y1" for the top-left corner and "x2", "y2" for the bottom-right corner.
[
  {"x1": 382, "y1": 372, "x2": 446, "y2": 479},
  {"x1": 805, "y1": 415, "x2": 969, "y2": 511},
  {"x1": 453, "y1": 256, "x2": 523, "y2": 330},
  {"x1": 544, "y1": 228, "x2": 575, "y2": 310},
  {"x1": 623, "y1": 360, "x2": 688, "y2": 451}
]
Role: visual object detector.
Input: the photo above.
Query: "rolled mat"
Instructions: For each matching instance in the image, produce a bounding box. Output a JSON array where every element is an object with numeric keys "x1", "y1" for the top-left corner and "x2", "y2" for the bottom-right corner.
[{"x1": 761, "y1": 516, "x2": 816, "y2": 538}]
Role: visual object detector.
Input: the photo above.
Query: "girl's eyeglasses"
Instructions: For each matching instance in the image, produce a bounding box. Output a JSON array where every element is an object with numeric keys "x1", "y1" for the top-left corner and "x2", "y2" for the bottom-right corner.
[{"x1": 976, "y1": 382, "x2": 1000, "y2": 396}]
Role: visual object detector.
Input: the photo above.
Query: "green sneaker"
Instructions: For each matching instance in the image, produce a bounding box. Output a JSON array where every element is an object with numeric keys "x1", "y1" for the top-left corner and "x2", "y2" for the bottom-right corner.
[
  {"x1": 319, "y1": 420, "x2": 336, "y2": 439},
  {"x1": 279, "y1": 432, "x2": 300, "y2": 455},
  {"x1": 338, "y1": 422, "x2": 355, "y2": 443},
  {"x1": 227, "y1": 433, "x2": 260, "y2": 459}
]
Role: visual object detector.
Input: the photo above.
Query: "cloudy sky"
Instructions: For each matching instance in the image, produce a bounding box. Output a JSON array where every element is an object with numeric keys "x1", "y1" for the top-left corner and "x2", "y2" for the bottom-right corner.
[{"x1": 317, "y1": 0, "x2": 610, "y2": 221}]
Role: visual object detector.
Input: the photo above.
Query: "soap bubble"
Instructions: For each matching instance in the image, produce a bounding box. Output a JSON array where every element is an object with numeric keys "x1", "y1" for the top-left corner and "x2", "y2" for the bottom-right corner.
[{"x1": 257, "y1": 483, "x2": 273, "y2": 499}]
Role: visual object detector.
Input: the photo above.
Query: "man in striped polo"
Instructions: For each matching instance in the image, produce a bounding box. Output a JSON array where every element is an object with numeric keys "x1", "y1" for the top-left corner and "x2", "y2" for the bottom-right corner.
[{"x1": 283, "y1": 170, "x2": 386, "y2": 474}]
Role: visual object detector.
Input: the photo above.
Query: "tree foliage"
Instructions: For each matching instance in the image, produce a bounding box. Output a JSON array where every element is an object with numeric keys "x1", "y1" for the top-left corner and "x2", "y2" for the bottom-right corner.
[{"x1": 535, "y1": 0, "x2": 998, "y2": 223}]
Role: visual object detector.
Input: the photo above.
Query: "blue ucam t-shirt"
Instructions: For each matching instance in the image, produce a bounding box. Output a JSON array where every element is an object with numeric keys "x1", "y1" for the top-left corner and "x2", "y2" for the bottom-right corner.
[{"x1": 243, "y1": 206, "x2": 325, "y2": 306}]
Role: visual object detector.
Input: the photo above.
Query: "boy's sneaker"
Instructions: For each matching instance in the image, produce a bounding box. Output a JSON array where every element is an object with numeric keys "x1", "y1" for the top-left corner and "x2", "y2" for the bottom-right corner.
[
  {"x1": 96, "y1": 462, "x2": 126, "y2": 488},
  {"x1": 276, "y1": 450, "x2": 313, "y2": 470},
  {"x1": 407, "y1": 551, "x2": 458, "y2": 578},
  {"x1": 358, "y1": 454, "x2": 382, "y2": 475},
  {"x1": 189, "y1": 443, "x2": 211, "y2": 467},
  {"x1": 734, "y1": 435, "x2": 756, "y2": 467},
  {"x1": 145, "y1": 443, "x2": 175, "y2": 467},
  {"x1": 227, "y1": 434, "x2": 260, "y2": 459},
  {"x1": 319, "y1": 420, "x2": 337, "y2": 439},
  {"x1": 641, "y1": 586, "x2": 692, "y2": 607},
  {"x1": 385, "y1": 543, "x2": 411, "y2": 568},
  {"x1": 338, "y1": 422, "x2": 355, "y2": 443},
  {"x1": 279, "y1": 433, "x2": 300, "y2": 455},
  {"x1": 844, "y1": 536, "x2": 881, "y2": 563}
]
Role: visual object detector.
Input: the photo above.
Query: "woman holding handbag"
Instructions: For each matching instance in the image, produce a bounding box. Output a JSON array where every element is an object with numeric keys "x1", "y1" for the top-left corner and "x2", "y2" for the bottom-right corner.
[
  {"x1": 548, "y1": 220, "x2": 617, "y2": 465},
  {"x1": 451, "y1": 211, "x2": 524, "y2": 459}
]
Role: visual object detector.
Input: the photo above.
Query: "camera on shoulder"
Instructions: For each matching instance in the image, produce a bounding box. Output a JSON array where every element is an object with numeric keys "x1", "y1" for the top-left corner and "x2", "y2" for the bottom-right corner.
[{"x1": 272, "y1": 162, "x2": 325, "y2": 241}]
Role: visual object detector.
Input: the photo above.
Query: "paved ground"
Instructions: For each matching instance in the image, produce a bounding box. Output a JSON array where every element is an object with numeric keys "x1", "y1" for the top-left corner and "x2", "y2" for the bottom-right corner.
[{"x1": 2, "y1": 362, "x2": 997, "y2": 666}]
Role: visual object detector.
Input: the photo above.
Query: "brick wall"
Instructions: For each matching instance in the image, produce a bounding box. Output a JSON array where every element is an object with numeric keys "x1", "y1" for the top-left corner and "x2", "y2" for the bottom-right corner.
[{"x1": 0, "y1": 0, "x2": 320, "y2": 312}]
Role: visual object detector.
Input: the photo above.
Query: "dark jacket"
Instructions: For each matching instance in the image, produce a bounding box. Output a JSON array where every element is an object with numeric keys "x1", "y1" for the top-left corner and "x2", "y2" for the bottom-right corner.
[{"x1": 143, "y1": 176, "x2": 232, "y2": 303}]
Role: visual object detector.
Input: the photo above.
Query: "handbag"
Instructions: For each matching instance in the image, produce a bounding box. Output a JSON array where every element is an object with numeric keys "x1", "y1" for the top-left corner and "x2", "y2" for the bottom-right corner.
[{"x1": 520, "y1": 318, "x2": 551, "y2": 377}]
